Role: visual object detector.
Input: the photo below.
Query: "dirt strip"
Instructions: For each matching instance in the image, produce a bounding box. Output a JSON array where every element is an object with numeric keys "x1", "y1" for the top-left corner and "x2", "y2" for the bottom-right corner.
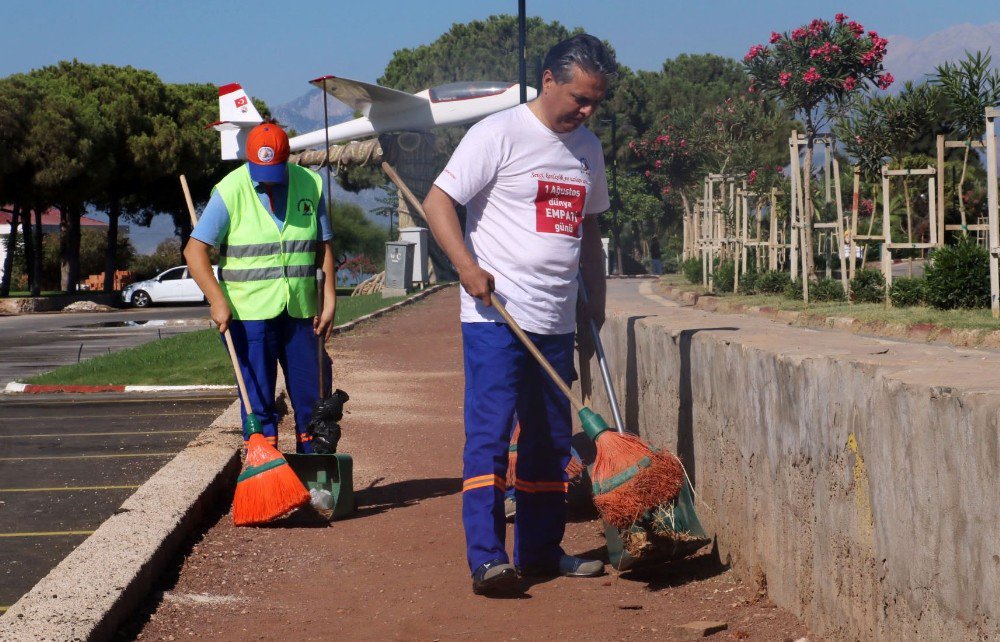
[
  {"x1": 653, "y1": 280, "x2": 1000, "y2": 349},
  {"x1": 120, "y1": 288, "x2": 814, "y2": 642}
]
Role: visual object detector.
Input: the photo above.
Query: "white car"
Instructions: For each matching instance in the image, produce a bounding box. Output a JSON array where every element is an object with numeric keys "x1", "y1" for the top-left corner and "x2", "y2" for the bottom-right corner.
[{"x1": 122, "y1": 266, "x2": 217, "y2": 308}]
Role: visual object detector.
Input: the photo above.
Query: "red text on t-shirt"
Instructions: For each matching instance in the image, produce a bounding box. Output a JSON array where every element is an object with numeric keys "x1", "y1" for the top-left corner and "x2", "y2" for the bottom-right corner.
[{"x1": 535, "y1": 181, "x2": 586, "y2": 237}]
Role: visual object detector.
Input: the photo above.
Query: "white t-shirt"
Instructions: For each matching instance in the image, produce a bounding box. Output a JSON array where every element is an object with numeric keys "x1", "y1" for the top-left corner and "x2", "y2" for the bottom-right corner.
[{"x1": 434, "y1": 103, "x2": 610, "y2": 335}]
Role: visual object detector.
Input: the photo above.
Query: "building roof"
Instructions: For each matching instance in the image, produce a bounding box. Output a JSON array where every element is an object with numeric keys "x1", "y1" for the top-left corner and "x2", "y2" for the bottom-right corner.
[{"x1": 0, "y1": 206, "x2": 109, "y2": 228}]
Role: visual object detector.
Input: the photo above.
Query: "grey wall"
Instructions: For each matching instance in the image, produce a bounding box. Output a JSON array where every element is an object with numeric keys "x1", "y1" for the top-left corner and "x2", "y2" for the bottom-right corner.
[{"x1": 585, "y1": 309, "x2": 1000, "y2": 641}]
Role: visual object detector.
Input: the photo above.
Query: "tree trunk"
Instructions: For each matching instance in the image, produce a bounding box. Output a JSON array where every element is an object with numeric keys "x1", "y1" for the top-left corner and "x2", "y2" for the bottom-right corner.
[
  {"x1": 104, "y1": 201, "x2": 120, "y2": 292},
  {"x1": 31, "y1": 207, "x2": 43, "y2": 296},
  {"x1": 612, "y1": 223, "x2": 623, "y2": 275},
  {"x1": 803, "y1": 129, "x2": 816, "y2": 280},
  {"x1": 903, "y1": 177, "x2": 913, "y2": 277},
  {"x1": 679, "y1": 191, "x2": 692, "y2": 260},
  {"x1": 957, "y1": 144, "x2": 970, "y2": 232},
  {"x1": 173, "y1": 211, "x2": 193, "y2": 262},
  {"x1": 22, "y1": 207, "x2": 34, "y2": 294},
  {"x1": 1, "y1": 205, "x2": 20, "y2": 297},
  {"x1": 59, "y1": 206, "x2": 81, "y2": 292}
]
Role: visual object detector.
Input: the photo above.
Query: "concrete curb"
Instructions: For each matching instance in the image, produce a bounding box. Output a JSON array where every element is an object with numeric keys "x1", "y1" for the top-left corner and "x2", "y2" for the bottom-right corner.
[
  {"x1": 0, "y1": 404, "x2": 244, "y2": 642},
  {"x1": 2, "y1": 284, "x2": 453, "y2": 396},
  {"x1": 3, "y1": 383, "x2": 236, "y2": 394},
  {"x1": 0, "y1": 284, "x2": 453, "y2": 639}
]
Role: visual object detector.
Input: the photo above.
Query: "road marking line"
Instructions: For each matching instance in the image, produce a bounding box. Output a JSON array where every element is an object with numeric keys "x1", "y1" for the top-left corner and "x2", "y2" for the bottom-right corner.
[
  {"x1": 0, "y1": 485, "x2": 141, "y2": 493},
  {"x1": 0, "y1": 396, "x2": 233, "y2": 407},
  {"x1": 0, "y1": 530, "x2": 95, "y2": 538},
  {"x1": 0, "y1": 429, "x2": 201, "y2": 439},
  {"x1": 0, "y1": 411, "x2": 218, "y2": 421},
  {"x1": 0, "y1": 452, "x2": 175, "y2": 462}
]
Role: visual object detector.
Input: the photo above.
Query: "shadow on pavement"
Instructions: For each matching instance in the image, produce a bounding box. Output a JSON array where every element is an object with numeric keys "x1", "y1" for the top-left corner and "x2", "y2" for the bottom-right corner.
[{"x1": 353, "y1": 476, "x2": 461, "y2": 518}]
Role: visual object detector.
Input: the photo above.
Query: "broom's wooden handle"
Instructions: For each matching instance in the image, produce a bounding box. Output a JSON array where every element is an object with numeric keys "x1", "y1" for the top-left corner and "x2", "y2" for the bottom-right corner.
[
  {"x1": 180, "y1": 175, "x2": 198, "y2": 226},
  {"x1": 223, "y1": 329, "x2": 253, "y2": 413},
  {"x1": 316, "y1": 268, "x2": 325, "y2": 398},
  {"x1": 490, "y1": 294, "x2": 583, "y2": 412}
]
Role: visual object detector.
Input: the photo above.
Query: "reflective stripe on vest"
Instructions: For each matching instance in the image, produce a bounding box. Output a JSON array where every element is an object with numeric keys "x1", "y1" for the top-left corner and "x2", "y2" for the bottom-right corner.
[
  {"x1": 213, "y1": 164, "x2": 324, "y2": 320},
  {"x1": 219, "y1": 264, "x2": 317, "y2": 282},
  {"x1": 219, "y1": 239, "x2": 318, "y2": 259}
]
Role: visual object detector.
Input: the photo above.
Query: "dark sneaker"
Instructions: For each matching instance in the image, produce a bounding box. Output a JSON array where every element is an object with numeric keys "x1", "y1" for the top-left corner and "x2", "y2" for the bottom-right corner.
[
  {"x1": 472, "y1": 559, "x2": 520, "y2": 596},
  {"x1": 518, "y1": 554, "x2": 605, "y2": 578}
]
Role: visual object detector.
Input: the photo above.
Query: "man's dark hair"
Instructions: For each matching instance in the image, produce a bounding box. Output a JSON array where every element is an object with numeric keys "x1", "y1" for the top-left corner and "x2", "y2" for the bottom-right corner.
[{"x1": 542, "y1": 34, "x2": 617, "y2": 84}]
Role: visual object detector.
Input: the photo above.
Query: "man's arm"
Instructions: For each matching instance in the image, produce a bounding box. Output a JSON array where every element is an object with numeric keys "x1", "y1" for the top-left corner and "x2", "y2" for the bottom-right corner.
[
  {"x1": 314, "y1": 239, "x2": 337, "y2": 340},
  {"x1": 422, "y1": 185, "x2": 494, "y2": 306},
  {"x1": 579, "y1": 215, "x2": 606, "y2": 327},
  {"x1": 184, "y1": 239, "x2": 231, "y2": 333}
]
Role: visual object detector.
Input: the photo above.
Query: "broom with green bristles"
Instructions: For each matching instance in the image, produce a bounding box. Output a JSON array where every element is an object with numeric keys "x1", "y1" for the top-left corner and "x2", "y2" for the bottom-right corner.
[{"x1": 224, "y1": 330, "x2": 310, "y2": 526}]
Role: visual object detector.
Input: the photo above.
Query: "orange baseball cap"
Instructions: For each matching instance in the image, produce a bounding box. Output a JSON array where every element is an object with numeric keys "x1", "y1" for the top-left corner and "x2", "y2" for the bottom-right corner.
[{"x1": 246, "y1": 123, "x2": 290, "y2": 183}]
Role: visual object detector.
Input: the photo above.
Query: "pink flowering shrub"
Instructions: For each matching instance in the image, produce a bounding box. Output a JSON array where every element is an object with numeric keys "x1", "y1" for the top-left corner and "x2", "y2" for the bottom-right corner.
[
  {"x1": 628, "y1": 116, "x2": 701, "y2": 200},
  {"x1": 743, "y1": 15, "x2": 892, "y2": 114}
]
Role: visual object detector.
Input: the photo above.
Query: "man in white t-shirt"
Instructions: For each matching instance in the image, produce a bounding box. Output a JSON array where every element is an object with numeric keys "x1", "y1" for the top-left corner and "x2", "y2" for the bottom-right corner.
[{"x1": 423, "y1": 34, "x2": 615, "y2": 596}]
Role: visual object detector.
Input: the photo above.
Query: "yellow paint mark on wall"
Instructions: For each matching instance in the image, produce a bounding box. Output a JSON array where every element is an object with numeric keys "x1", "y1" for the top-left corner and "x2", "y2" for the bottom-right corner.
[{"x1": 847, "y1": 432, "x2": 875, "y2": 543}]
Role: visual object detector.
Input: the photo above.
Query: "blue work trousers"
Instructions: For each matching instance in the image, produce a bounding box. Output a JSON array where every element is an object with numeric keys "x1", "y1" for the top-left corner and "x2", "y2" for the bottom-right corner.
[
  {"x1": 225, "y1": 311, "x2": 331, "y2": 453},
  {"x1": 461, "y1": 322, "x2": 574, "y2": 573}
]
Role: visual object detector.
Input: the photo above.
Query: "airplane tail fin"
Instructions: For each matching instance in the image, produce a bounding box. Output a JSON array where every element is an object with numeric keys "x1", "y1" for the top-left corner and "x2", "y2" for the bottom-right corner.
[{"x1": 209, "y1": 83, "x2": 263, "y2": 160}]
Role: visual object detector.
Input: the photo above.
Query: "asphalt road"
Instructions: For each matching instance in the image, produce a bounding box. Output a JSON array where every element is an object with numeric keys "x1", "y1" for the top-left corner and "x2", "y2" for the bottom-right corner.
[
  {"x1": 0, "y1": 392, "x2": 233, "y2": 612},
  {"x1": 0, "y1": 304, "x2": 214, "y2": 387}
]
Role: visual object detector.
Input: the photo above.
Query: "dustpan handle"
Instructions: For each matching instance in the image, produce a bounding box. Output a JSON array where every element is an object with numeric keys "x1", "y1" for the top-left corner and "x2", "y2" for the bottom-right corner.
[
  {"x1": 576, "y1": 274, "x2": 625, "y2": 434},
  {"x1": 490, "y1": 294, "x2": 583, "y2": 413}
]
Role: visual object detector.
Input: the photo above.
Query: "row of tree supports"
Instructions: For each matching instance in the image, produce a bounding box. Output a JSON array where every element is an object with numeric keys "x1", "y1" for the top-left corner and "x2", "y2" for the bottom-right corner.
[{"x1": 683, "y1": 121, "x2": 1000, "y2": 307}]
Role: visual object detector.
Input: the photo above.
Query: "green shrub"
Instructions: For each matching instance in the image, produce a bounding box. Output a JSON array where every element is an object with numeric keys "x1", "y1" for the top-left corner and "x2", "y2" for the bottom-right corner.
[
  {"x1": 681, "y1": 258, "x2": 703, "y2": 285},
  {"x1": 756, "y1": 270, "x2": 792, "y2": 294},
  {"x1": 812, "y1": 278, "x2": 847, "y2": 302},
  {"x1": 713, "y1": 260, "x2": 735, "y2": 293},
  {"x1": 923, "y1": 239, "x2": 990, "y2": 309},
  {"x1": 850, "y1": 269, "x2": 885, "y2": 303},
  {"x1": 738, "y1": 270, "x2": 760, "y2": 295},
  {"x1": 889, "y1": 277, "x2": 926, "y2": 307},
  {"x1": 783, "y1": 278, "x2": 804, "y2": 300}
]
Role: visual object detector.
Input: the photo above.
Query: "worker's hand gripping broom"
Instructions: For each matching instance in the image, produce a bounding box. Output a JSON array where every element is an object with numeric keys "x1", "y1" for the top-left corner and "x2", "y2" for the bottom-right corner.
[{"x1": 225, "y1": 330, "x2": 310, "y2": 526}]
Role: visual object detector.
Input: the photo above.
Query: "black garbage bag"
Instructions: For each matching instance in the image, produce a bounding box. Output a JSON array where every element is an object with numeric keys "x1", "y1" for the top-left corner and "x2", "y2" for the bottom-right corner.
[{"x1": 309, "y1": 389, "x2": 350, "y2": 454}]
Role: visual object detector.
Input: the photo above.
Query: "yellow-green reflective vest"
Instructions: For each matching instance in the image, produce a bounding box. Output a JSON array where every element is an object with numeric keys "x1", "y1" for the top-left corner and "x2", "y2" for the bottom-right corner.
[{"x1": 214, "y1": 163, "x2": 323, "y2": 320}]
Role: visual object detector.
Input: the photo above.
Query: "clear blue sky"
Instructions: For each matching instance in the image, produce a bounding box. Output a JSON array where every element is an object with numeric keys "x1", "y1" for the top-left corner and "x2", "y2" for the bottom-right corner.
[{"x1": 2, "y1": 0, "x2": 994, "y2": 108}]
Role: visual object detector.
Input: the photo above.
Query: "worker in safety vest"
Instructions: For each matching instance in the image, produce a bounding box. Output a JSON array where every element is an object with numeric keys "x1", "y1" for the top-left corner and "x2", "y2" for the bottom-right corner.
[{"x1": 185, "y1": 122, "x2": 337, "y2": 452}]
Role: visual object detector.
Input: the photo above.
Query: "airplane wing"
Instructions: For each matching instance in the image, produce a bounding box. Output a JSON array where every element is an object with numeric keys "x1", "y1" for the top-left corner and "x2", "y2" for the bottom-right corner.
[{"x1": 309, "y1": 76, "x2": 427, "y2": 117}]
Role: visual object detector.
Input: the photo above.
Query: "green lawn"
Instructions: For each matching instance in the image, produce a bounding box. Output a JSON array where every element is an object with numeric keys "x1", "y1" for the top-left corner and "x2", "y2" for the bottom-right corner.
[
  {"x1": 27, "y1": 292, "x2": 409, "y2": 386},
  {"x1": 660, "y1": 274, "x2": 1000, "y2": 332}
]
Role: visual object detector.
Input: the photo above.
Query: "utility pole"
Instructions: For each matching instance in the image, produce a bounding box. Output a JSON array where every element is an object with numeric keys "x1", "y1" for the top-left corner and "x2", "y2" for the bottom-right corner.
[{"x1": 518, "y1": 0, "x2": 527, "y2": 104}]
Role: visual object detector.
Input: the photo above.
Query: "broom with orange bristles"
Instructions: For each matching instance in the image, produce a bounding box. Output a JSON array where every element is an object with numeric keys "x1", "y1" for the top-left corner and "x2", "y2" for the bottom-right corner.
[
  {"x1": 224, "y1": 330, "x2": 310, "y2": 526},
  {"x1": 490, "y1": 293, "x2": 685, "y2": 531}
]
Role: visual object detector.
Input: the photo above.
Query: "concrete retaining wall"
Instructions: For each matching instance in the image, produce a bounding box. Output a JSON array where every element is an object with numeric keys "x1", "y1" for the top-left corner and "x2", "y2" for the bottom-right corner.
[{"x1": 587, "y1": 305, "x2": 1000, "y2": 641}]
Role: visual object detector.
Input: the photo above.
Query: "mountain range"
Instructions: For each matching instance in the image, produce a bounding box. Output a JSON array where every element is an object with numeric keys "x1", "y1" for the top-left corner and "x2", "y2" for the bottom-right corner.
[{"x1": 883, "y1": 22, "x2": 1000, "y2": 83}]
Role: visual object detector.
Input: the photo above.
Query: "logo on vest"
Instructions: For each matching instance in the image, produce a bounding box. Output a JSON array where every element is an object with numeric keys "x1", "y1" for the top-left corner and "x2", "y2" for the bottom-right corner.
[
  {"x1": 257, "y1": 146, "x2": 275, "y2": 163},
  {"x1": 297, "y1": 198, "x2": 314, "y2": 214}
]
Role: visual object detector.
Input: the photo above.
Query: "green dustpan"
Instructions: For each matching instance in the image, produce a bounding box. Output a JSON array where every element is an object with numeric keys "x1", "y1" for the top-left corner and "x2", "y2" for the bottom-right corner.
[{"x1": 284, "y1": 453, "x2": 356, "y2": 521}]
